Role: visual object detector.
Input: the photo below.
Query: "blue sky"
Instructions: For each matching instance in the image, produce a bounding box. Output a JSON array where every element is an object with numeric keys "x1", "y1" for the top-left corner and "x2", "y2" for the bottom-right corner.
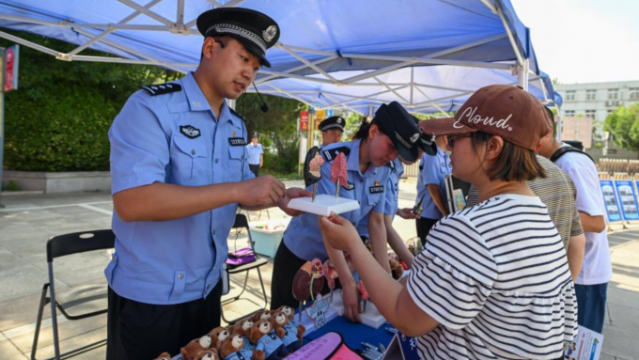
[{"x1": 511, "y1": 0, "x2": 639, "y2": 84}]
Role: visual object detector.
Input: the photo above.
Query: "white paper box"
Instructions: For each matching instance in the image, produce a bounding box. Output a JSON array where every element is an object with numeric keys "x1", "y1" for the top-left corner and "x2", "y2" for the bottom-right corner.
[{"x1": 287, "y1": 195, "x2": 360, "y2": 216}]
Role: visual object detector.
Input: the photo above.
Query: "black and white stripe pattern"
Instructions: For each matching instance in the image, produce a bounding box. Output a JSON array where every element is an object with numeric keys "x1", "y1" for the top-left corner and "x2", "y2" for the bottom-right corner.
[{"x1": 408, "y1": 194, "x2": 577, "y2": 359}]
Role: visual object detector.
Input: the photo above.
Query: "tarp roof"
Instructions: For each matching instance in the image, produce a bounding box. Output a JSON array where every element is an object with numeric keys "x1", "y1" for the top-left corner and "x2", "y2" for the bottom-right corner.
[{"x1": 0, "y1": 0, "x2": 556, "y2": 114}]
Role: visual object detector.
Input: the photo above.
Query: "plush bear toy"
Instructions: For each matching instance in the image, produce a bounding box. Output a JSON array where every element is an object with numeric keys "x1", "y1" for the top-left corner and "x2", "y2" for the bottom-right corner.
[
  {"x1": 181, "y1": 335, "x2": 212, "y2": 360},
  {"x1": 208, "y1": 326, "x2": 231, "y2": 351},
  {"x1": 249, "y1": 319, "x2": 286, "y2": 360},
  {"x1": 220, "y1": 334, "x2": 254, "y2": 360},
  {"x1": 251, "y1": 309, "x2": 272, "y2": 323},
  {"x1": 232, "y1": 319, "x2": 255, "y2": 351},
  {"x1": 195, "y1": 350, "x2": 219, "y2": 360},
  {"x1": 276, "y1": 305, "x2": 305, "y2": 344},
  {"x1": 271, "y1": 310, "x2": 302, "y2": 352},
  {"x1": 153, "y1": 352, "x2": 172, "y2": 360}
]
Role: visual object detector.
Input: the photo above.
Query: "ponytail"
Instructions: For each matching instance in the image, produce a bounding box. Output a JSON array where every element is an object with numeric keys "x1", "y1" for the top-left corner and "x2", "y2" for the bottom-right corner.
[{"x1": 352, "y1": 118, "x2": 372, "y2": 140}]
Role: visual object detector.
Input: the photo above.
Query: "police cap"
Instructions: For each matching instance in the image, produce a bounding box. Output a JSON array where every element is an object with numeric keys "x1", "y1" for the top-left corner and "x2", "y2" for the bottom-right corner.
[
  {"x1": 197, "y1": 8, "x2": 280, "y2": 67},
  {"x1": 318, "y1": 116, "x2": 345, "y2": 132},
  {"x1": 373, "y1": 102, "x2": 421, "y2": 162}
]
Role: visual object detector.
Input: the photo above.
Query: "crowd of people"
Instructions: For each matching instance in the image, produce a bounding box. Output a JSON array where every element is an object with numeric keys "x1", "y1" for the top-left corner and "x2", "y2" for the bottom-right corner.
[{"x1": 106, "y1": 6, "x2": 612, "y2": 360}]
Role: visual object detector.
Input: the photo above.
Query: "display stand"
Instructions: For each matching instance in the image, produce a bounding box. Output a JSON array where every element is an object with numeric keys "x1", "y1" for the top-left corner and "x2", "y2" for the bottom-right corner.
[{"x1": 288, "y1": 195, "x2": 360, "y2": 216}]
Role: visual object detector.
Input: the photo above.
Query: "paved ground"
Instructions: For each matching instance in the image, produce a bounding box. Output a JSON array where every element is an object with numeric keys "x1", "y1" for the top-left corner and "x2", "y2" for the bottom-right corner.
[{"x1": 0, "y1": 179, "x2": 637, "y2": 359}]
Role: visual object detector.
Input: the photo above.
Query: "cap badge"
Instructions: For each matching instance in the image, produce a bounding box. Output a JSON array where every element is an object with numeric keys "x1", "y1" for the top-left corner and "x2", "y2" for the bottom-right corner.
[
  {"x1": 337, "y1": 118, "x2": 342, "y2": 124},
  {"x1": 263, "y1": 25, "x2": 278, "y2": 42},
  {"x1": 410, "y1": 132, "x2": 420, "y2": 143}
]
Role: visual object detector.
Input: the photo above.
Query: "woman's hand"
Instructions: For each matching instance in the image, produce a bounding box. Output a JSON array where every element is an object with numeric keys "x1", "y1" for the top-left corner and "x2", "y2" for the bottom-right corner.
[
  {"x1": 341, "y1": 280, "x2": 362, "y2": 323},
  {"x1": 397, "y1": 207, "x2": 418, "y2": 220},
  {"x1": 319, "y1": 213, "x2": 360, "y2": 252}
]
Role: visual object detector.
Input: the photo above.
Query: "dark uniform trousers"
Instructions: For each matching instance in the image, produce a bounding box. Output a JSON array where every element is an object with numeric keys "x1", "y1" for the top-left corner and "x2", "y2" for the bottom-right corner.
[
  {"x1": 107, "y1": 281, "x2": 222, "y2": 360},
  {"x1": 415, "y1": 217, "x2": 439, "y2": 247},
  {"x1": 249, "y1": 164, "x2": 260, "y2": 177}
]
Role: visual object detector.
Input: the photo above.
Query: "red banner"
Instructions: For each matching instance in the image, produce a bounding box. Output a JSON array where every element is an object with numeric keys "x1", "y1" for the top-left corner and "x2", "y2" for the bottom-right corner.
[{"x1": 300, "y1": 111, "x2": 309, "y2": 131}]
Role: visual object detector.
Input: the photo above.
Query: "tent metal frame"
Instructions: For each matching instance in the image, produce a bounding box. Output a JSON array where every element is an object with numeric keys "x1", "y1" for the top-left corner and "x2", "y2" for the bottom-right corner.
[{"x1": 0, "y1": 0, "x2": 546, "y2": 114}]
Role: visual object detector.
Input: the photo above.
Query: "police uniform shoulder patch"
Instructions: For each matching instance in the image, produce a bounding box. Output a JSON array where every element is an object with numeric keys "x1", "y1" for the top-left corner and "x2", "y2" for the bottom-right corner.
[
  {"x1": 141, "y1": 83, "x2": 182, "y2": 96},
  {"x1": 321, "y1": 146, "x2": 350, "y2": 162},
  {"x1": 180, "y1": 125, "x2": 201, "y2": 139},
  {"x1": 387, "y1": 160, "x2": 396, "y2": 172}
]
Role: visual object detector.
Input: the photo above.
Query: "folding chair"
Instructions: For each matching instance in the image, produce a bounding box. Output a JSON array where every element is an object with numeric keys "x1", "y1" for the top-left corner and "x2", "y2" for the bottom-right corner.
[
  {"x1": 221, "y1": 214, "x2": 269, "y2": 324},
  {"x1": 31, "y1": 229, "x2": 115, "y2": 360}
]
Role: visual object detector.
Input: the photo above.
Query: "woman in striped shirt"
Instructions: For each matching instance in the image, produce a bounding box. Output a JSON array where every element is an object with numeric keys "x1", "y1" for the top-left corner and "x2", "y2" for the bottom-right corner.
[{"x1": 320, "y1": 85, "x2": 577, "y2": 360}]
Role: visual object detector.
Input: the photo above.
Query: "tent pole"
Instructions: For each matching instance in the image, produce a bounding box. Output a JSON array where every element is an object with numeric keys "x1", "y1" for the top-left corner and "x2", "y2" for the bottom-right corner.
[{"x1": 516, "y1": 60, "x2": 529, "y2": 91}]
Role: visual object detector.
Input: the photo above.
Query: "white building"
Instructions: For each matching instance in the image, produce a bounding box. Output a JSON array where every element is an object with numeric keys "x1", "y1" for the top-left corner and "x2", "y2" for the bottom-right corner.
[{"x1": 556, "y1": 80, "x2": 639, "y2": 159}]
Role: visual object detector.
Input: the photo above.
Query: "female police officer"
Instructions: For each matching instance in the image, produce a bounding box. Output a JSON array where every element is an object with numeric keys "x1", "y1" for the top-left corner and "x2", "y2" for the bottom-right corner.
[
  {"x1": 107, "y1": 8, "x2": 308, "y2": 359},
  {"x1": 270, "y1": 102, "x2": 422, "y2": 322}
]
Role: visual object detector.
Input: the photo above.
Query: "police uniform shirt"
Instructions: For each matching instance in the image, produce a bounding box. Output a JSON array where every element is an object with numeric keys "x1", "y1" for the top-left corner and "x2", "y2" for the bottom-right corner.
[
  {"x1": 415, "y1": 147, "x2": 451, "y2": 219},
  {"x1": 107, "y1": 72, "x2": 254, "y2": 305},
  {"x1": 246, "y1": 142, "x2": 263, "y2": 165},
  {"x1": 283, "y1": 139, "x2": 390, "y2": 261},
  {"x1": 384, "y1": 158, "x2": 404, "y2": 217}
]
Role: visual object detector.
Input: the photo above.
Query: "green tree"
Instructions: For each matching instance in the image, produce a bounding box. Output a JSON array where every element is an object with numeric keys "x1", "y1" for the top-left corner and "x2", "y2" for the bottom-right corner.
[
  {"x1": 236, "y1": 94, "x2": 305, "y2": 173},
  {"x1": 1, "y1": 30, "x2": 178, "y2": 171},
  {"x1": 604, "y1": 103, "x2": 639, "y2": 151}
]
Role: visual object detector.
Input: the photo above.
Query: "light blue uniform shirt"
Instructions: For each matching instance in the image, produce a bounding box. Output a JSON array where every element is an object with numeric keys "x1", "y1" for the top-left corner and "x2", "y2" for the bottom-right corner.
[
  {"x1": 107, "y1": 72, "x2": 254, "y2": 305},
  {"x1": 246, "y1": 143, "x2": 263, "y2": 165},
  {"x1": 415, "y1": 147, "x2": 451, "y2": 220},
  {"x1": 358, "y1": 158, "x2": 404, "y2": 237},
  {"x1": 283, "y1": 140, "x2": 390, "y2": 261}
]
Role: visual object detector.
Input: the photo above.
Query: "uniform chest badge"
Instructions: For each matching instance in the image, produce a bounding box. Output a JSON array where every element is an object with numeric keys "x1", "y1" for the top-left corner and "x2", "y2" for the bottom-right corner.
[
  {"x1": 180, "y1": 125, "x2": 201, "y2": 139},
  {"x1": 369, "y1": 181, "x2": 385, "y2": 194},
  {"x1": 341, "y1": 181, "x2": 355, "y2": 190},
  {"x1": 228, "y1": 137, "x2": 246, "y2": 146}
]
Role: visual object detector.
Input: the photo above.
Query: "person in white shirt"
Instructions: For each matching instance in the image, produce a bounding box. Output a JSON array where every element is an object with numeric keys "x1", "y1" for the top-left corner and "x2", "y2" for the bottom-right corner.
[
  {"x1": 539, "y1": 109, "x2": 612, "y2": 334},
  {"x1": 319, "y1": 85, "x2": 577, "y2": 359}
]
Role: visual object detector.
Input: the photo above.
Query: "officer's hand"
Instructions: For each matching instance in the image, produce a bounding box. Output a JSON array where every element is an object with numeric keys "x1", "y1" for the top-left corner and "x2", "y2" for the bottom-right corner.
[
  {"x1": 278, "y1": 187, "x2": 312, "y2": 216},
  {"x1": 397, "y1": 207, "x2": 418, "y2": 220},
  {"x1": 342, "y1": 281, "x2": 362, "y2": 323},
  {"x1": 239, "y1": 175, "x2": 286, "y2": 207},
  {"x1": 319, "y1": 213, "x2": 359, "y2": 252}
]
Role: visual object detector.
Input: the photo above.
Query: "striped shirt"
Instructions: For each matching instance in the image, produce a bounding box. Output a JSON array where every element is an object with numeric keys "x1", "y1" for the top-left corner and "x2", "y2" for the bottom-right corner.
[
  {"x1": 466, "y1": 156, "x2": 584, "y2": 247},
  {"x1": 408, "y1": 194, "x2": 577, "y2": 359}
]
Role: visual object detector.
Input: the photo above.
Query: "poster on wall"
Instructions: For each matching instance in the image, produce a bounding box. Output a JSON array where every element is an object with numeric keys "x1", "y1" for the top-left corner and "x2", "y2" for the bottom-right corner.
[
  {"x1": 615, "y1": 180, "x2": 639, "y2": 220},
  {"x1": 600, "y1": 180, "x2": 622, "y2": 222}
]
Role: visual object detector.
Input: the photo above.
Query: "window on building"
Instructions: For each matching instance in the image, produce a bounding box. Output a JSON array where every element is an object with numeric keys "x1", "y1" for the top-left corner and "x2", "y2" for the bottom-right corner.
[
  {"x1": 565, "y1": 110, "x2": 575, "y2": 117},
  {"x1": 608, "y1": 88, "x2": 619, "y2": 100},
  {"x1": 586, "y1": 89, "x2": 597, "y2": 101},
  {"x1": 585, "y1": 110, "x2": 596, "y2": 119},
  {"x1": 565, "y1": 90, "x2": 576, "y2": 101},
  {"x1": 630, "y1": 87, "x2": 639, "y2": 100}
]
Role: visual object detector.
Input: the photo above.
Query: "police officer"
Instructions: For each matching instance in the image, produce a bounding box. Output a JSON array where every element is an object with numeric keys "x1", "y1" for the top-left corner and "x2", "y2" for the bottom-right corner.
[
  {"x1": 270, "y1": 102, "x2": 421, "y2": 322},
  {"x1": 107, "y1": 8, "x2": 307, "y2": 359},
  {"x1": 247, "y1": 132, "x2": 264, "y2": 177},
  {"x1": 318, "y1": 115, "x2": 345, "y2": 147}
]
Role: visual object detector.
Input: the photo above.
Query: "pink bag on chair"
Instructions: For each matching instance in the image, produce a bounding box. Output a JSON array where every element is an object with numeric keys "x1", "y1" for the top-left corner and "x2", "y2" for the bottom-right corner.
[{"x1": 225, "y1": 248, "x2": 256, "y2": 268}]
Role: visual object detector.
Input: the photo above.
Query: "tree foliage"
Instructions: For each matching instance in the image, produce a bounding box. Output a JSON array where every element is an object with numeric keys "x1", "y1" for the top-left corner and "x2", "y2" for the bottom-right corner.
[
  {"x1": 236, "y1": 93, "x2": 305, "y2": 173},
  {"x1": 1, "y1": 30, "x2": 178, "y2": 171},
  {"x1": 604, "y1": 103, "x2": 639, "y2": 151}
]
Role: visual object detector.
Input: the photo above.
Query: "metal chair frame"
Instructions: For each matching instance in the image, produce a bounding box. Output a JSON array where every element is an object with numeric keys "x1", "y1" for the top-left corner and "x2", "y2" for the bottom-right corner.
[{"x1": 30, "y1": 229, "x2": 115, "y2": 360}]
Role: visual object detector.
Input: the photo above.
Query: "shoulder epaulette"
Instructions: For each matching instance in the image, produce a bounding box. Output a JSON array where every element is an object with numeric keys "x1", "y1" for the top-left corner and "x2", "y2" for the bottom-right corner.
[
  {"x1": 230, "y1": 108, "x2": 246, "y2": 122},
  {"x1": 387, "y1": 160, "x2": 396, "y2": 172},
  {"x1": 322, "y1": 146, "x2": 350, "y2": 162},
  {"x1": 141, "y1": 83, "x2": 181, "y2": 96}
]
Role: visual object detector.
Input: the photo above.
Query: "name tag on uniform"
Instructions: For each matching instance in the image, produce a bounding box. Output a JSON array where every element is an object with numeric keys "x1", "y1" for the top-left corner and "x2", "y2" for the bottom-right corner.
[
  {"x1": 228, "y1": 137, "x2": 246, "y2": 146},
  {"x1": 369, "y1": 185, "x2": 385, "y2": 194}
]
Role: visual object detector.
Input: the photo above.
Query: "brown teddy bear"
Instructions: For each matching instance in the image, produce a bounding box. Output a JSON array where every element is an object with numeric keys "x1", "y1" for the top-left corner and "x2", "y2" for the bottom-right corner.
[
  {"x1": 250, "y1": 309, "x2": 272, "y2": 323},
  {"x1": 232, "y1": 319, "x2": 255, "y2": 350},
  {"x1": 248, "y1": 319, "x2": 285, "y2": 360},
  {"x1": 195, "y1": 350, "x2": 219, "y2": 360},
  {"x1": 153, "y1": 352, "x2": 172, "y2": 360},
  {"x1": 220, "y1": 334, "x2": 253, "y2": 360},
  {"x1": 271, "y1": 310, "x2": 303, "y2": 352},
  {"x1": 208, "y1": 326, "x2": 231, "y2": 351},
  {"x1": 181, "y1": 335, "x2": 212, "y2": 360},
  {"x1": 276, "y1": 306, "x2": 305, "y2": 343}
]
